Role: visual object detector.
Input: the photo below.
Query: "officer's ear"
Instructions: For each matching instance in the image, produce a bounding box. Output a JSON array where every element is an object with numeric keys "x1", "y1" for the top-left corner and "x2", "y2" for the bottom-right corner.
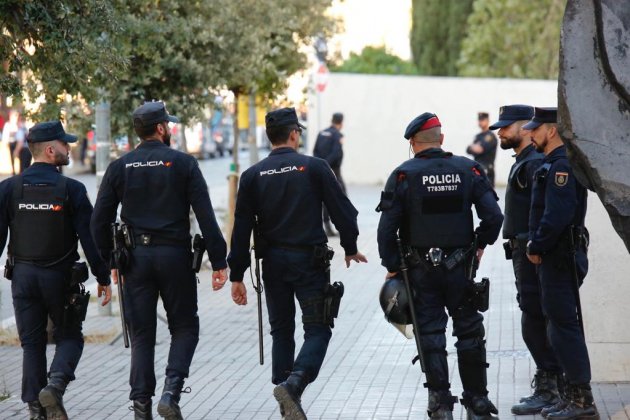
[{"x1": 439, "y1": 133, "x2": 444, "y2": 145}]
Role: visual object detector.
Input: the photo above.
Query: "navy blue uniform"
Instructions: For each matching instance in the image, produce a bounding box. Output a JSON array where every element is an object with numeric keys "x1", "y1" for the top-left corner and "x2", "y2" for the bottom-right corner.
[
  {"x1": 504, "y1": 145, "x2": 561, "y2": 374},
  {"x1": 467, "y1": 130, "x2": 498, "y2": 186},
  {"x1": 528, "y1": 145, "x2": 590, "y2": 385},
  {"x1": 313, "y1": 125, "x2": 346, "y2": 226},
  {"x1": 228, "y1": 147, "x2": 359, "y2": 385},
  {"x1": 0, "y1": 163, "x2": 109, "y2": 403},
  {"x1": 377, "y1": 148, "x2": 503, "y2": 405},
  {"x1": 91, "y1": 140, "x2": 227, "y2": 401}
]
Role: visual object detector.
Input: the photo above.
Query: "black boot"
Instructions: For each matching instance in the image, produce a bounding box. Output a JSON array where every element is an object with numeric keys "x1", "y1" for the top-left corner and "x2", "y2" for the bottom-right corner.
[
  {"x1": 462, "y1": 395, "x2": 499, "y2": 420},
  {"x1": 27, "y1": 401, "x2": 46, "y2": 420},
  {"x1": 547, "y1": 384, "x2": 600, "y2": 420},
  {"x1": 157, "y1": 376, "x2": 187, "y2": 420},
  {"x1": 132, "y1": 399, "x2": 153, "y2": 420},
  {"x1": 38, "y1": 373, "x2": 68, "y2": 420},
  {"x1": 427, "y1": 390, "x2": 456, "y2": 420},
  {"x1": 511, "y1": 370, "x2": 561, "y2": 415},
  {"x1": 541, "y1": 373, "x2": 568, "y2": 418},
  {"x1": 273, "y1": 371, "x2": 308, "y2": 420}
]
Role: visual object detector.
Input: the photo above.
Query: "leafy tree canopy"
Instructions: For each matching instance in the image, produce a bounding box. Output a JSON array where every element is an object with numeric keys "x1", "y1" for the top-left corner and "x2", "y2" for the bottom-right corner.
[{"x1": 331, "y1": 46, "x2": 418, "y2": 75}]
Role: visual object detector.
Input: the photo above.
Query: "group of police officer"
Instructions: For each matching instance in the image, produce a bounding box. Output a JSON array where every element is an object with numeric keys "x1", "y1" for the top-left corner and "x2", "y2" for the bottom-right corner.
[{"x1": 0, "y1": 101, "x2": 596, "y2": 420}]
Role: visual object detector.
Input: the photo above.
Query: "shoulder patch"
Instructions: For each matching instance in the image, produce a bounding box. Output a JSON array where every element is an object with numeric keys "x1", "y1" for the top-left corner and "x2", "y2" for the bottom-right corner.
[
  {"x1": 397, "y1": 172, "x2": 406, "y2": 182},
  {"x1": 485, "y1": 134, "x2": 494, "y2": 142},
  {"x1": 472, "y1": 167, "x2": 481, "y2": 176},
  {"x1": 555, "y1": 171, "x2": 569, "y2": 187}
]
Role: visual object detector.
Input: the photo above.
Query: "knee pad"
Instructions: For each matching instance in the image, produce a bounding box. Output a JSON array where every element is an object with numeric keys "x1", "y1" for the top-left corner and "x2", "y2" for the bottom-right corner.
[{"x1": 455, "y1": 324, "x2": 485, "y2": 352}]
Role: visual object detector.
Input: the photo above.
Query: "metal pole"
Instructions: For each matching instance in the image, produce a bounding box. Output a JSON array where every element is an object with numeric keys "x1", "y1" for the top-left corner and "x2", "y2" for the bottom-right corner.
[
  {"x1": 226, "y1": 94, "x2": 240, "y2": 246},
  {"x1": 248, "y1": 89, "x2": 259, "y2": 165},
  {"x1": 95, "y1": 99, "x2": 113, "y2": 316}
]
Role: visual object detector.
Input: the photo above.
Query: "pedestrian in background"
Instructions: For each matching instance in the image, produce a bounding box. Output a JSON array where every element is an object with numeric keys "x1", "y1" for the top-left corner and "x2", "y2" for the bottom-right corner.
[
  {"x1": 313, "y1": 112, "x2": 345, "y2": 236},
  {"x1": 467, "y1": 112, "x2": 498, "y2": 187}
]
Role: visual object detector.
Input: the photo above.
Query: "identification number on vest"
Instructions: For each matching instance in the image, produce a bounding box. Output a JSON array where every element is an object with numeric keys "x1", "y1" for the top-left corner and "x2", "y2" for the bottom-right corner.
[{"x1": 422, "y1": 173, "x2": 462, "y2": 192}]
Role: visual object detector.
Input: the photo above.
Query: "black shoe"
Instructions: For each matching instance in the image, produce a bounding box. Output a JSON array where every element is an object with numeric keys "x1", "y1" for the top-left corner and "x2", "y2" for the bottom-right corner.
[
  {"x1": 273, "y1": 371, "x2": 308, "y2": 420},
  {"x1": 157, "y1": 376, "x2": 189, "y2": 420},
  {"x1": 38, "y1": 374, "x2": 68, "y2": 420},
  {"x1": 131, "y1": 399, "x2": 153, "y2": 420},
  {"x1": 427, "y1": 390, "x2": 456, "y2": 420},
  {"x1": 541, "y1": 400, "x2": 569, "y2": 418},
  {"x1": 511, "y1": 370, "x2": 561, "y2": 415},
  {"x1": 547, "y1": 385, "x2": 600, "y2": 420},
  {"x1": 28, "y1": 401, "x2": 46, "y2": 420},
  {"x1": 463, "y1": 396, "x2": 499, "y2": 420}
]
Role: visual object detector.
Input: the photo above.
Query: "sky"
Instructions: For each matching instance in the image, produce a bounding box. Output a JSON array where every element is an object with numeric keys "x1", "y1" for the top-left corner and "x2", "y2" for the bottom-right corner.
[{"x1": 328, "y1": 0, "x2": 412, "y2": 60}]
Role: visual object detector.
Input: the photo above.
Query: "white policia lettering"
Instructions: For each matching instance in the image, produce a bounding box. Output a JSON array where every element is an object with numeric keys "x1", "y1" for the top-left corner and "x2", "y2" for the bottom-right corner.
[
  {"x1": 125, "y1": 160, "x2": 172, "y2": 168},
  {"x1": 422, "y1": 174, "x2": 462, "y2": 185},
  {"x1": 260, "y1": 166, "x2": 302, "y2": 176},
  {"x1": 18, "y1": 203, "x2": 62, "y2": 211}
]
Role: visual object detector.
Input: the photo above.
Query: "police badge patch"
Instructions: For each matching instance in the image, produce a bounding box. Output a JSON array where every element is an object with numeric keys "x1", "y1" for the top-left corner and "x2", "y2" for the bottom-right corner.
[{"x1": 555, "y1": 171, "x2": 569, "y2": 186}]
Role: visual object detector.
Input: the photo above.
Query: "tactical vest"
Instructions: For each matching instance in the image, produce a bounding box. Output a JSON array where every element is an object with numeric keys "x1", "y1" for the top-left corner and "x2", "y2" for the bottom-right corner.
[
  {"x1": 503, "y1": 152, "x2": 542, "y2": 239},
  {"x1": 403, "y1": 157, "x2": 474, "y2": 248},
  {"x1": 9, "y1": 175, "x2": 76, "y2": 263}
]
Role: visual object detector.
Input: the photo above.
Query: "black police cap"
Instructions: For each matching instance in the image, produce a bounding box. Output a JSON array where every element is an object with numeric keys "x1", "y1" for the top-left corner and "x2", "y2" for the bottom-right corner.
[
  {"x1": 27, "y1": 121, "x2": 77, "y2": 144},
  {"x1": 523, "y1": 107, "x2": 557, "y2": 130},
  {"x1": 132, "y1": 101, "x2": 179, "y2": 128},
  {"x1": 489, "y1": 104, "x2": 535, "y2": 130},
  {"x1": 403, "y1": 112, "x2": 441, "y2": 140},
  {"x1": 265, "y1": 107, "x2": 306, "y2": 129}
]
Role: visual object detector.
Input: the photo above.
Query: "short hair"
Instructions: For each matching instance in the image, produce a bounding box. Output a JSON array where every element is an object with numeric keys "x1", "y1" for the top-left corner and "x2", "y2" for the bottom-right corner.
[
  {"x1": 413, "y1": 126, "x2": 441, "y2": 143},
  {"x1": 29, "y1": 141, "x2": 48, "y2": 158},
  {"x1": 134, "y1": 122, "x2": 161, "y2": 139},
  {"x1": 332, "y1": 113, "x2": 343, "y2": 125},
  {"x1": 266, "y1": 125, "x2": 295, "y2": 145}
]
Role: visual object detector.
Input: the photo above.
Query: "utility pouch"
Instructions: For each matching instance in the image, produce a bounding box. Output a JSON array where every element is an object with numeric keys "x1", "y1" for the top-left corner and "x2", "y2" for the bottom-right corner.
[
  {"x1": 192, "y1": 234, "x2": 205, "y2": 273},
  {"x1": 443, "y1": 248, "x2": 467, "y2": 271},
  {"x1": 4, "y1": 256, "x2": 14, "y2": 280},
  {"x1": 313, "y1": 245, "x2": 334, "y2": 270},
  {"x1": 503, "y1": 241, "x2": 513, "y2": 260},
  {"x1": 405, "y1": 248, "x2": 422, "y2": 267},
  {"x1": 323, "y1": 281, "x2": 345, "y2": 328},
  {"x1": 473, "y1": 277, "x2": 490, "y2": 312},
  {"x1": 70, "y1": 262, "x2": 89, "y2": 287},
  {"x1": 64, "y1": 283, "x2": 90, "y2": 327}
]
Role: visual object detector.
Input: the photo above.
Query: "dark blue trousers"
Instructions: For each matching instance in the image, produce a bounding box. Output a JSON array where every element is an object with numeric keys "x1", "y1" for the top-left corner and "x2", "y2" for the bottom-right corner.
[
  {"x1": 262, "y1": 248, "x2": 332, "y2": 385},
  {"x1": 410, "y1": 263, "x2": 487, "y2": 397},
  {"x1": 512, "y1": 240, "x2": 561, "y2": 373},
  {"x1": 122, "y1": 246, "x2": 199, "y2": 401},
  {"x1": 11, "y1": 263, "x2": 83, "y2": 402},
  {"x1": 539, "y1": 250, "x2": 590, "y2": 384}
]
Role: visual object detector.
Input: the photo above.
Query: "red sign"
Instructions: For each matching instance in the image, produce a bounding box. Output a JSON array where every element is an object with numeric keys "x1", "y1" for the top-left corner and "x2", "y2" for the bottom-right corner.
[{"x1": 315, "y1": 63, "x2": 329, "y2": 93}]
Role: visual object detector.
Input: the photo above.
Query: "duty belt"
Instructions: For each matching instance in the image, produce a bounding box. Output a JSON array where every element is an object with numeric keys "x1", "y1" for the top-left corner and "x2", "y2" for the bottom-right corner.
[
  {"x1": 268, "y1": 243, "x2": 321, "y2": 253},
  {"x1": 134, "y1": 234, "x2": 188, "y2": 247},
  {"x1": 410, "y1": 246, "x2": 471, "y2": 271}
]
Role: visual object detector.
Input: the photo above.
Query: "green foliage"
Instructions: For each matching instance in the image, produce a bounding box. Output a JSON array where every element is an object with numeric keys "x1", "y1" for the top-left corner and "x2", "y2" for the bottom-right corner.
[
  {"x1": 0, "y1": 0, "x2": 125, "y2": 120},
  {"x1": 457, "y1": 0, "x2": 564, "y2": 79},
  {"x1": 410, "y1": 0, "x2": 474, "y2": 76},
  {"x1": 331, "y1": 46, "x2": 418, "y2": 75}
]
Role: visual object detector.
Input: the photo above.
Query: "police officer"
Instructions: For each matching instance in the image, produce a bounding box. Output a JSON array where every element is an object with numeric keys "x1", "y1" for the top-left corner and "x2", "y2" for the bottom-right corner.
[
  {"x1": 525, "y1": 107, "x2": 599, "y2": 420},
  {"x1": 489, "y1": 105, "x2": 564, "y2": 415},
  {"x1": 228, "y1": 108, "x2": 367, "y2": 420},
  {"x1": 313, "y1": 112, "x2": 345, "y2": 236},
  {"x1": 90, "y1": 101, "x2": 228, "y2": 420},
  {"x1": 377, "y1": 113, "x2": 503, "y2": 420},
  {"x1": 0, "y1": 121, "x2": 111, "y2": 420},
  {"x1": 466, "y1": 112, "x2": 498, "y2": 187}
]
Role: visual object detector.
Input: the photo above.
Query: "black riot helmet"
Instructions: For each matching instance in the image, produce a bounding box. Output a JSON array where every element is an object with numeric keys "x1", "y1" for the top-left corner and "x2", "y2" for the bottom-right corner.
[{"x1": 379, "y1": 274, "x2": 412, "y2": 325}]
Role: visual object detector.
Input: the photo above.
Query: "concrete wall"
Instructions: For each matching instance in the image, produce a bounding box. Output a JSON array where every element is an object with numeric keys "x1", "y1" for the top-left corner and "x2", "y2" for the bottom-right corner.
[
  {"x1": 307, "y1": 73, "x2": 558, "y2": 186},
  {"x1": 308, "y1": 73, "x2": 630, "y2": 382}
]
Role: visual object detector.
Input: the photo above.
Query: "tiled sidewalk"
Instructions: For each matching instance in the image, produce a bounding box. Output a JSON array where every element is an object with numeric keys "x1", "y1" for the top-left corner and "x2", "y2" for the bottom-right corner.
[{"x1": 0, "y1": 185, "x2": 628, "y2": 419}]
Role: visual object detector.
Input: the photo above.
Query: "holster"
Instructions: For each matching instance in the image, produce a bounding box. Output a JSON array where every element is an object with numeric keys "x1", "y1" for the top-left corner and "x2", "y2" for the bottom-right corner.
[
  {"x1": 192, "y1": 234, "x2": 205, "y2": 273},
  {"x1": 472, "y1": 277, "x2": 490, "y2": 312},
  {"x1": 323, "y1": 281, "x2": 344, "y2": 328},
  {"x1": 4, "y1": 255, "x2": 14, "y2": 280},
  {"x1": 63, "y1": 282, "x2": 90, "y2": 328},
  {"x1": 313, "y1": 244, "x2": 334, "y2": 270},
  {"x1": 69, "y1": 261, "x2": 89, "y2": 287},
  {"x1": 503, "y1": 241, "x2": 513, "y2": 260}
]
